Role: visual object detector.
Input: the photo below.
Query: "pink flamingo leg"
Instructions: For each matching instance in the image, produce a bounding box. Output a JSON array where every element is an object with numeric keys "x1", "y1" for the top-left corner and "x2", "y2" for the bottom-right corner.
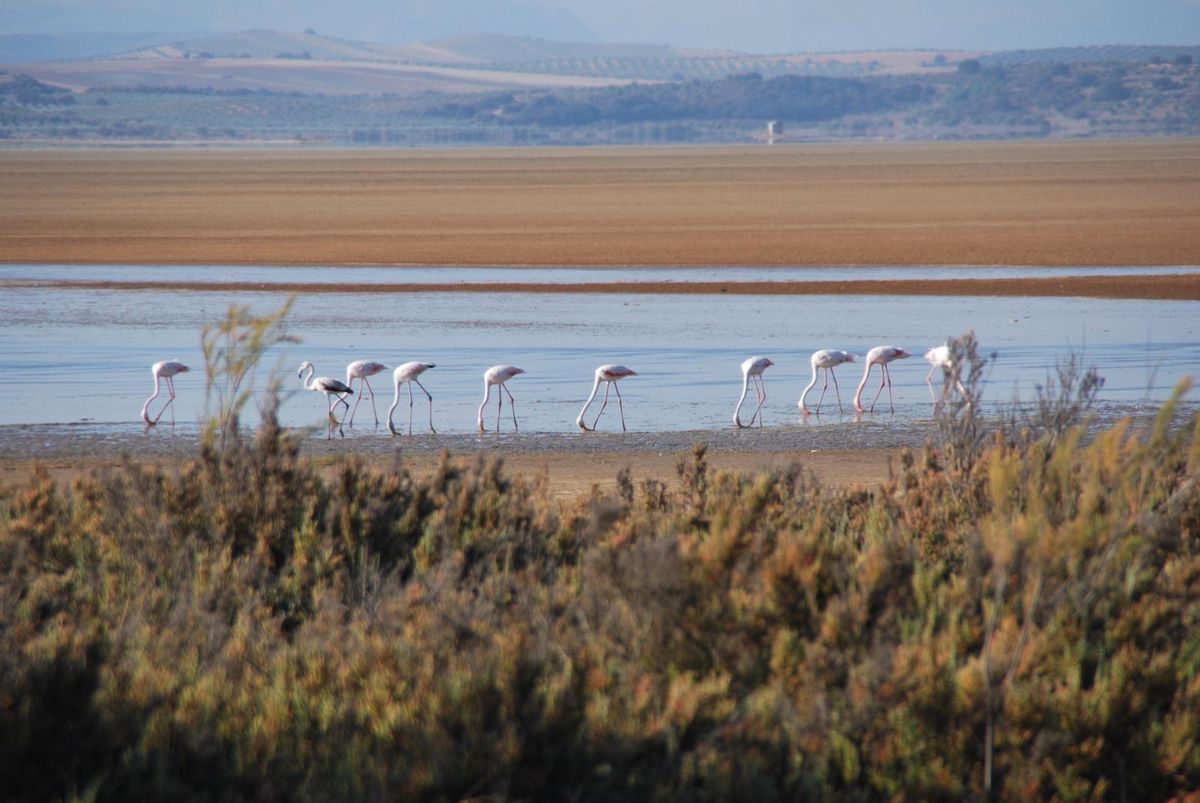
[
  {"x1": 503, "y1": 384, "x2": 518, "y2": 431},
  {"x1": 831, "y1": 370, "x2": 844, "y2": 412},
  {"x1": 414, "y1": 378, "x2": 436, "y2": 433},
  {"x1": 815, "y1": 370, "x2": 829, "y2": 414},
  {"x1": 592, "y1": 382, "x2": 611, "y2": 430},
  {"x1": 750, "y1": 374, "x2": 766, "y2": 426},
  {"x1": 165, "y1": 376, "x2": 177, "y2": 425},
  {"x1": 348, "y1": 378, "x2": 363, "y2": 424},
  {"x1": 363, "y1": 376, "x2": 378, "y2": 425},
  {"x1": 613, "y1": 382, "x2": 627, "y2": 431}
]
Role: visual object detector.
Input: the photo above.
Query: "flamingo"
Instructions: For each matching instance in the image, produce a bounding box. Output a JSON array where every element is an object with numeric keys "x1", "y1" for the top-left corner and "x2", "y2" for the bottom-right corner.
[
  {"x1": 478, "y1": 365, "x2": 525, "y2": 433},
  {"x1": 798, "y1": 349, "x2": 856, "y2": 416},
  {"x1": 854, "y1": 346, "x2": 911, "y2": 413},
  {"x1": 387, "y1": 362, "x2": 436, "y2": 435},
  {"x1": 924, "y1": 344, "x2": 969, "y2": 401},
  {"x1": 734, "y1": 356, "x2": 773, "y2": 428},
  {"x1": 577, "y1": 364, "x2": 637, "y2": 432},
  {"x1": 345, "y1": 360, "x2": 388, "y2": 426},
  {"x1": 141, "y1": 359, "x2": 190, "y2": 426},
  {"x1": 298, "y1": 361, "x2": 354, "y2": 431}
]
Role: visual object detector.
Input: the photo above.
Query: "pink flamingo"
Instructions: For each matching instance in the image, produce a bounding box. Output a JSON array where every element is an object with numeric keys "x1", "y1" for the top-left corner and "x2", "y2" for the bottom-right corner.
[
  {"x1": 854, "y1": 346, "x2": 912, "y2": 413},
  {"x1": 345, "y1": 360, "x2": 388, "y2": 426},
  {"x1": 798, "y1": 349, "x2": 855, "y2": 416},
  {"x1": 924, "y1": 344, "x2": 968, "y2": 401},
  {"x1": 141, "y1": 359, "x2": 190, "y2": 426},
  {"x1": 298, "y1": 361, "x2": 354, "y2": 433},
  {"x1": 734, "y1": 356, "x2": 773, "y2": 428},
  {"x1": 387, "y1": 362, "x2": 436, "y2": 435},
  {"x1": 577, "y1": 364, "x2": 637, "y2": 432},
  {"x1": 478, "y1": 365, "x2": 525, "y2": 432}
]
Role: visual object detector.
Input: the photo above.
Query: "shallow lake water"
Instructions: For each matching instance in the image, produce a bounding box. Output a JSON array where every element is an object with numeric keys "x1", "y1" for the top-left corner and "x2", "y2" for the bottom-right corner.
[{"x1": 0, "y1": 265, "x2": 1196, "y2": 439}]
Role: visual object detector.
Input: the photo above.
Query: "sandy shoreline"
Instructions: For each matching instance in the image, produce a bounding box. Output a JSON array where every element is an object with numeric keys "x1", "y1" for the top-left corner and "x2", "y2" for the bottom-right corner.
[{"x1": 0, "y1": 425, "x2": 918, "y2": 497}]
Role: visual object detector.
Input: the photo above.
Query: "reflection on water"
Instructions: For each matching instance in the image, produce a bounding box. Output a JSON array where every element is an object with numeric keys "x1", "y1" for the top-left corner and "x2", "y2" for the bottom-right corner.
[{"x1": 0, "y1": 280, "x2": 1196, "y2": 435}]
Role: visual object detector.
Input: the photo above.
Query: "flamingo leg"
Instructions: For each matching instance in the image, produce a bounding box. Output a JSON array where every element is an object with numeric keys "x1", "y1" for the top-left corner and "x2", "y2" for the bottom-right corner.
[
  {"x1": 831, "y1": 369, "x2": 844, "y2": 412},
  {"x1": 815, "y1": 370, "x2": 829, "y2": 414},
  {"x1": 414, "y1": 378, "x2": 435, "y2": 433},
  {"x1": 870, "y1": 365, "x2": 887, "y2": 412},
  {"x1": 364, "y1": 376, "x2": 379, "y2": 425},
  {"x1": 503, "y1": 384, "x2": 518, "y2": 431},
  {"x1": 348, "y1": 378, "x2": 363, "y2": 425},
  {"x1": 751, "y1": 374, "x2": 766, "y2": 426},
  {"x1": 592, "y1": 382, "x2": 611, "y2": 430},
  {"x1": 926, "y1": 365, "x2": 938, "y2": 401},
  {"x1": 407, "y1": 381, "x2": 415, "y2": 435},
  {"x1": 614, "y1": 382, "x2": 627, "y2": 432},
  {"x1": 496, "y1": 387, "x2": 503, "y2": 432}
]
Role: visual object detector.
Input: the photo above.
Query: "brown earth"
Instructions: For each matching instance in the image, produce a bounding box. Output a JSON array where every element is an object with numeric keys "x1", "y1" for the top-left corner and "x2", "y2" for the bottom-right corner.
[
  {"x1": 0, "y1": 448, "x2": 894, "y2": 501},
  {"x1": 2, "y1": 139, "x2": 1198, "y2": 269}
]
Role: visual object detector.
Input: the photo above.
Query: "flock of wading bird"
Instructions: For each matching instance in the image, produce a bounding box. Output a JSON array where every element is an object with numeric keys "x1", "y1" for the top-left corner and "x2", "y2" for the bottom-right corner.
[{"x1": 141, "y1": 344, "x2": 968, "y2": 436}]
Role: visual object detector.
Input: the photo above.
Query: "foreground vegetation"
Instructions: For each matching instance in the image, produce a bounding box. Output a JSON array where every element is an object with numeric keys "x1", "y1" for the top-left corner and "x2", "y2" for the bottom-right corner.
[{"x1": 2, "y1": 329, "x2": 1199, "y2": 799}]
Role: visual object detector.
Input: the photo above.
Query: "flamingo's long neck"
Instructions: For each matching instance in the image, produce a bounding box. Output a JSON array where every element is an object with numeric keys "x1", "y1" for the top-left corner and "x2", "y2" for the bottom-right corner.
[
  {"x1": 577, "y1": 375, "x2": 603, "y2": 429},
  {"x1": 477, "y1": 381, "x2": 493, "y2": 429},
  {"x1": 302, "y1": 365, "x2": 317, "y2": 391},
  {"x1": 734, "y1": 372, "x2": 751, "y2": 425},
  {"x1": 853, "y1": 360, "x2": 874, "y2": 409},
  {"x1": 141, "y1": 374, "x2": 162, "y2": 423},
  {"x1": 799, "y1": 361, "x2": 820, "y2": 411},
  {"x1": 387, "y1": 375, "x2": 403, "y2": 433}
]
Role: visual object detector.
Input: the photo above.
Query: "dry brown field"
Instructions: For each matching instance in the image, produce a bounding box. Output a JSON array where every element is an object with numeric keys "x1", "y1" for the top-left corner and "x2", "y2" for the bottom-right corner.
[{"x1": 2, "y1": 139, "x2": 1198, "y2": 269}]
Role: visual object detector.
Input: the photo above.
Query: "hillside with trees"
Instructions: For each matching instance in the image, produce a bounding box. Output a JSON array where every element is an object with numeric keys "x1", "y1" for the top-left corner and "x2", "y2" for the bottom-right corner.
[{"x1": 1, "y1": 44, "x2": 1197, "y2": 145}]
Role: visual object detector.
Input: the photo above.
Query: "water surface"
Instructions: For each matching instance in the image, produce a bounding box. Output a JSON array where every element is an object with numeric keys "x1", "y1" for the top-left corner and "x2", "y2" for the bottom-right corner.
[{"x1": 0, "y1": 275, "x2": 1195, "y2": 437}]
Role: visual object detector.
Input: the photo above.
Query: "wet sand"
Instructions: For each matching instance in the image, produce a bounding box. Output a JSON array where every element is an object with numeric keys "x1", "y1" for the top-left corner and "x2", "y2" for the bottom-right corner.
[
  {"x1": 0, "y1": 426, "x2": 912, "y2": 498},
  {"x1": 2, "y1": 139, "x2": 1199, "y2": 268}
]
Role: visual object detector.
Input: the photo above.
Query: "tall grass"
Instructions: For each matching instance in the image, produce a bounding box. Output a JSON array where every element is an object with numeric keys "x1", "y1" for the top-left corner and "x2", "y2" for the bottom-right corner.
[{"x1": 2, "y1": 318, "x2": 1198, "y2": 801}]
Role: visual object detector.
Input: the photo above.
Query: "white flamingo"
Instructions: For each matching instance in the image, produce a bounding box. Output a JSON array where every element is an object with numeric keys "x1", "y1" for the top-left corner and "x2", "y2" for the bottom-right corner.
[
  {"x1": 924, "y1": 344, "x2": 968, "y2": 401},
  {"x1": 298, "y1": 361, "x2": 354, "y2": 431},
  {"x1": 577, "y1": 364, "x2": 637, "y2": 432},
  {"x1": 478, "y1": 365, "x2": 525, "y2": 433},
  {"x1": 345, "y1": 360, "x2": 388, "y2": 426},
  {"x1": 854, "y1": 346, "x2": 911, "y2": 413},
  {"x1": 141, "y1": 359, "x2": 190, "y2": 426},
  {"x1": 734, "y1": 356, "x2": 773, "y2": 428},
  {"x1": 798, "y1": 349, "x2": 855, "y2": 416},
  {"x1": 387, "y1": 362, "x2": 436, "y2": 435}
]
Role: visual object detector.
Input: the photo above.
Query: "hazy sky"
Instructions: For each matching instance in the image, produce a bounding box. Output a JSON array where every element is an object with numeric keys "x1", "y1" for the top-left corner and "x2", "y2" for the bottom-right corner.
[{"x1": 3, "y1": 0, "x2": 1199, "y2": 53}]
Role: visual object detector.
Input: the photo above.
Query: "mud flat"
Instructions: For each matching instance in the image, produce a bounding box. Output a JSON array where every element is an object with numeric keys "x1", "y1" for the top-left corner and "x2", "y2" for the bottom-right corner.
[{"x1": 2, "y1": 139, "x2": 1198, "y2": 268}]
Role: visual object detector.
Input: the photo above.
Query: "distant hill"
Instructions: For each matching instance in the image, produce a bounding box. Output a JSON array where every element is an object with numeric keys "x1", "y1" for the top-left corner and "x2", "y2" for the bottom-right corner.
[
  {"x1": 0, "y1": 32, "x2": 211, "y2": 63},
  {"x1": 3, "y1": 30, "x2": 978, "y2": 95},
  {"x1": 981, "y1": 44, "x2": 1200, "y2": 66}
]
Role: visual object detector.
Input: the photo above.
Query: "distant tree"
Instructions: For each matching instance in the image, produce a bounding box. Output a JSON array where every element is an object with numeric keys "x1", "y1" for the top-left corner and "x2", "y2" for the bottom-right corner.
[
  {"x1": 1150, "y1": 55, "x2": 1165, "y2": 65},
  {"x1": 1175, "y1": 54, "x2": 1194, "y2": 67},
  {"x1": 932, "y1": 54, "x2": 947, "y2": 66},
  {"x1": 304, "y1": 27, "x2": 318, "y2": 35},
  {"x1": 1076, "y1": 72, "x2": 1099, "y2": 87},
  {"x1": 1092, "y1": 77, "x2": 1130, "y2": 102},
  {"x1": 957, "y1": 59, "x2": 982, "y2": 75},
  {"x1": 1050, "y1": 63, "x2": 1070, "y2": 77}
]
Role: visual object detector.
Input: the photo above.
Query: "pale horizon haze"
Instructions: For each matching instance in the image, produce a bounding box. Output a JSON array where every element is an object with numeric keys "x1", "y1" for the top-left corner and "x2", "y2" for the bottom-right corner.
[{"x1": 2, "y1": 0, "x2": 1199, "y2": 54}]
